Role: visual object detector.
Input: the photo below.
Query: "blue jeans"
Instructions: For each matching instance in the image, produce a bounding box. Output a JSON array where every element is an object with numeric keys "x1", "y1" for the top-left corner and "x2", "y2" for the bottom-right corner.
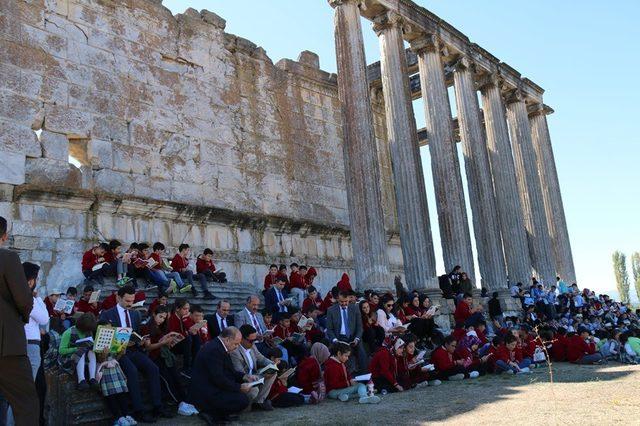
[
  {"x1": 327, "y1": 383, "x2": 367, "y2": 400},
  {"x1": 495, "y1": 358, "x2": 531, "y2": 373},
  {"x1": 178, "y1": 271, "x2": 208, "y2": 293}
]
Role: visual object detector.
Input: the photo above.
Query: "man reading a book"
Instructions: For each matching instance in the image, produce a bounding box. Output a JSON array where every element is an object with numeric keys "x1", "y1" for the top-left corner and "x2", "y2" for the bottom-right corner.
[{"x1": 230, "y1": 325, "x2": 277, "y2": 411}]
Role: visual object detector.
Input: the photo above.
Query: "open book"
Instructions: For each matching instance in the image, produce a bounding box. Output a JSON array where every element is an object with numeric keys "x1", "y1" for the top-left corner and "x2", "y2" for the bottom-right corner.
[
  {"x1": 421, "y1": 364, "x2": 435, "y2": 372},
  {"x1": 258, "y1": 364, "x2": 279, "y2": 375},
  {"x1": 88, "y1": 290, "x2": 101, "y2": 304},
  {"x1": 53, "y1": 298, "x2": 75, "y2": 314},
  {"x1": 297, "y1": 315, "x2": 314, "y2": 329},
  {"x1": 425, "y1": 305, "x2": 439, "y2": 316},
  {"x1": 246, "y1": 377, "x2": 264, "y2": 388},
  {"x1": 288, "y1": 386, "x2": 302, "y2": 394},
  {"x1": 134, "y1": 258, "x2": 157, "y2": 268},
  {"x1": 92, "y1": 262, "x2": 108, "y2": 272},
  {"x1": 94, "y1": 325, "x2": 133, "y2": 354},
  {"x1": 353, "y1": 373, "x2": 371, "y2": 382},
  {"x1": 278, "y1": 367, "x2": 296, "y2": 380}
]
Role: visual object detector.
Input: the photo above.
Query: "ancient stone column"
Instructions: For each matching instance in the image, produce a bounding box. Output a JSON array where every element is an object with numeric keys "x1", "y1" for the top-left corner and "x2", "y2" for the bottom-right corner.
[
  {"x1": 373, "y1": 12, "x2": 438, "y2": 290},
  {"x1": 411, "y1": 35, "x2": 476, "y2": 282},
  {"x1": 505, "y1": 91, "x2": 556, "y2": 286},
  {"x1": 452, "y1": 57, "x2": 506, "y2": 290},
  {"x1": 529, "y1": 104, "x2": 577, "y2": 284},
  {"x1": 329, "y1": 0, "x2": 390, "y2": 289},
  {"x1": 480, "y1": 74, "x2": 532, "y2": 286}
]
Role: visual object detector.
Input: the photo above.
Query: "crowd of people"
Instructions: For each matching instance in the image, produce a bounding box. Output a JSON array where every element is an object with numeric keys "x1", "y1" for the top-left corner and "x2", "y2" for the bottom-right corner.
[{"x1": 1, "y1": 215, "x2": 640, "y2": 426}]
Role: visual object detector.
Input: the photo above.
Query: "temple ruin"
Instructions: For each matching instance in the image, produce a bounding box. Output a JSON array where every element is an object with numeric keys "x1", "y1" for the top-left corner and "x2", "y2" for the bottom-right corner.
[{"x1": 0, "y1": 0, "x2": 575, "y2": 312}]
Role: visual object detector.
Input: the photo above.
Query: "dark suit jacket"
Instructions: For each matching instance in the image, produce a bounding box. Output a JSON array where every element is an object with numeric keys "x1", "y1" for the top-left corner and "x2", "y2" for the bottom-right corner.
[
  {"x1": 264, "y1": 287, "x2": 289, "y2": 315},
  {"x1": 325, "y1": 303, "x2": 363, "y2": 343},
  {"x1": 0, "y1": 248, "x2": 33, "y2": 357},
  {"x1": 99, "y1": 306, "x2": 142, "y2": 332},
  {"x1": 204, "y1": 313, "x2": 235, "y2": 339},
  {"x1": 188, "y1": 337, "x2": 245, "y2": 408}
]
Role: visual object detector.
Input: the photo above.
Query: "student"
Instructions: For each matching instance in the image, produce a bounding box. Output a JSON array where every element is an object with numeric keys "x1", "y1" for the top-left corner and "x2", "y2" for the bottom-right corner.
[
  {"x1": 488, "y1": 292, "x2": 504, "y2": 327},
  {"x1": 296, "y1": 342, "x2": 329, "y2": 401},
  {"x1": 140, "y1": 306, "x2": 198, "y2": 417},
  {"x1": 431, "y1": 336, "x2": 480, "y2": 381},
  {"x1": 301, "y1": 286, "x2": 323, "y2": 316},
  {"x1": 288, "y1": 263, "x2": 305, "y2": 308},
  {"x1": 454, "y1": 293, "x2": 484, "y2": 328},
  {"x1": 148, "y1": 292, "x2": 169, "y2": 316},
  {"x1": 182, "y1": 304, "x2": 210, "y2": 355},
  {"x1": 150, "y1": 242, "x2": 187, "y2": 294},
  {"x1": 196, "y1": 248, "x2": 227, "y2": 283},
  {"x1": 267, "y1": 365, "x2": 306, "y2": 408},
  {"x1": 74, "y1": 284, "x2": 101, "y2": 317},
  {"x1": 376, "y1": 294, "x2": 405, "y2": 335},
  {"x1": 402, "y1": 337, "x2": 440, "y2": 387},
  {"x1": 323, "y1": 342, "x2": 380, "y2": 404},
  {"x1": 135, "y1": 243, "x2": 172, "y2": 293},
  {"x1": 494, "y1": 334, "x2": 532, "y2": 374},
  {"x1": 172, "y1": 244, "x2": 213, "y2": 299},
  {"x1": 277, "y1": 265, "x2": 289, "y2": 287},
  {"x1": 264, "y1": 264, "x2": 279, "y2": 292},
  {"x1": 58, "y1": 313, "x2": 98, "y2": 389},
  {"x1": 273, "y1": 312, "x2": 306, "y2": 363},
  {"x1": 81, "y1": 243, "x2": 110, "y2": 284},
  {"x1": 167, "y1": 299, "x2": 194, "y2": 374},
  {"x1": 304, "y1": 267, "x2": 317, "y2": 288},
  {"x1": 369, "y1": 337, "x2": 405, "y2": 393},
  {"x1": 551, "y1": 327, "x2": 569, "y2": 362},
  {"x1": 566, "y1": 328, "x2": 603, "y2": 364},
  {"x1": 103, "y1": 239, "x2": 133, "y2": 287},
  {"x1": 336, "y1": 273, "x2": 353, "y2": 292},
  {"x1": 359, "y1": 300, "x2": 385, "y2": 352}
]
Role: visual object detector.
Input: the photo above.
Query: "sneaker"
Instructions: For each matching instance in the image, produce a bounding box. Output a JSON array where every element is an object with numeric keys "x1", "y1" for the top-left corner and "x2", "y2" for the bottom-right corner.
[
  {"x1": 203, "y1": 292, "x2": 215, "y2": 300},
  {"x1": 517, "y1": 367, "x2": 532, "y2": 374},
  {"x1": 338, "y1": 393, "x2": 350, "y2": 402},
  {"x1": 358, "y1": 395, "x2": 381, "y2": 404},
  {"x1": 116, "y1": 278, "x2": 127, "y2": 287},
  {"x1": 113, "y1": 417, "x2": 126, "y2": 426},
  {"x1": 469, "y1": 371, "x2": 480, "y2": 379},
  {"x1": 449, "y1": 373, "x2": 465, "y2": 381},
  {"x1": 179, "y1": 284, "x2": 193, "y2": 294},
  {"x1": 168, "y1": 280, "x2": 177, "y2": 294},
  {"x1": 429, "y1": 379, "x2": 442, "y2": 386},
  {"x1": 415, "y1": 381, "x2": 430, "y2": 388},
  {"x1": 505, "y1": 369, "x2": 515, "y2": 375},
  {"x1": 124, "y1": 416, "x2": 138, "y2": 425},
  {"x1": 178, "y1": 401, "x2": 198, "y2": 416}
]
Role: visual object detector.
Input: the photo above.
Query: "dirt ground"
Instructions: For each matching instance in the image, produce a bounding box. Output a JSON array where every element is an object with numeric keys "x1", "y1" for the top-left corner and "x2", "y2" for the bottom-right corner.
[{"x1": 161, "y1": 363, "x2": 640, "y2": 425}]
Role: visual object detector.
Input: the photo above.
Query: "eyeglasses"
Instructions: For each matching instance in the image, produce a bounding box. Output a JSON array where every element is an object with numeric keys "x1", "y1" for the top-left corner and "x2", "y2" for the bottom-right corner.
[{"x1": 385, "y1": 304, "x2": 394, "y2": 308}]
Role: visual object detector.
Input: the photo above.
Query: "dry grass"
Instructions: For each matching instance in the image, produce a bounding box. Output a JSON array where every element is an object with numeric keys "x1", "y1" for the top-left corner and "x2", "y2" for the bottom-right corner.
[{"x1": 161, "y1": 363, "x2": 640, "y2": 425}]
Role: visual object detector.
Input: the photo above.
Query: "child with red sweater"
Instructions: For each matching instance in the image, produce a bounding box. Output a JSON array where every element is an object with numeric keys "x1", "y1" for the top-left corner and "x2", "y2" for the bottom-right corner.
[
  {"x1": 172, "y1": 244, "x2": 213, "y2": 299},
  {"x1": 167, "y1": 298, "x2": 194, "y2": 373},
  {"x1": 566, "y1": 328, "x2": 603, "y2": 364},
  {"x1": 551, "y1": 327, "x2": 569, "y2": 362},
  {"x1": 301, "y1": 286, "x2": 323, "y2": 315},
  {"x1": 494, "y1": 334, "x2": 532, "y2": 374},
  {"x1": 196, "y1": 248, "x2": 227, "y2": 283},
  {"x1": 402, "y1": 336, "x2": 440, "y2": 387},
  {"x1": 369, "y1": 336, "x2": 405, "y2": 393},
  {"x1": 296, "y1": 342, "x2": 329, "y2": 401},
  {"x1": 324, "y1": 342, "x2": 380, "y2": 404},
  {"x1": 81, "y1": 243, "x2": 109, "y2": 284},
  {"x1": 74, "y1": 285, "x2": 100, "y2": 317},
  {"x1": 264, "y1": 264, "x2": 279, "y2": 292},
  {"x1": 431, "y1": 336, "x2": 480, "y2": 381}
]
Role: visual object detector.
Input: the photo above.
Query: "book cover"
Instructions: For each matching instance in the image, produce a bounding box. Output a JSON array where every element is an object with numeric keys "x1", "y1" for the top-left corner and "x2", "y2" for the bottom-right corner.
[{"x1": 88, "y1": 290, "x2": 101, "y2": 304}]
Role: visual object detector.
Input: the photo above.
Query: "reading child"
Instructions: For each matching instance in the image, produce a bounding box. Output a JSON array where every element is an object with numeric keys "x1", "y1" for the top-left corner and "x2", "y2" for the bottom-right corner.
[
  {"x1": 81, "y1": 243, "x2": 109, "y2": 284},
  {"x1": 171, "y1": 244, "x2": 213, "y2": 299},
  {"x1": 151, "y1": 242, "x2": 188, "y2": 294},
  {"x1": 103, "y1": 239, "x2": 132, "y2": 287},
  {"x1": 494, "y1": 334, "x2": 532, "y2": 374},
  {"x1": 273, "y1": 312, "x2": 306, "y2": 363},
  {"x1": 196, "y1": 248, "x2": 227, "y2": 283},
  {"x1": 74, "y1": 284, "x2": 100, "y2": 317},
  {"x1": 296, "y1": 342, "x2": 329, "y2": 401},
  {"x1": 324, "y1": 342, "x2": 380, "y2": 404},
  {"x1": 369, "y1": 336, "x2": 405, "y2": 393},
  {"x1": 58, "y1": 313, "x2": 98, "y2": 389},
  {"x1": 167, "y1": 299, "x2": 194, "y2": 373}
]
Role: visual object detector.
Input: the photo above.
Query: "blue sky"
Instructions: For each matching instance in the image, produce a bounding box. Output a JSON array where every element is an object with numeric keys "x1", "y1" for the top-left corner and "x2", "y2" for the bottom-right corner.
[{"x1": 164, "y1": 0, "x2": 640, "y2": 296}]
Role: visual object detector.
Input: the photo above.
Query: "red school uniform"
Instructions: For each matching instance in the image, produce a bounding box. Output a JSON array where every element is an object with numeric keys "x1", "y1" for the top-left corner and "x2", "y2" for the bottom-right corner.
[
  {"x1": 566, "y1": 335, "x2": 596, "y2": 363},
  {"x1": 196, "y1": 256, "x2": 216, "y2": 274},
  {"x1": 301, "y1": 295, "x2": 322, "y2": 315},
  {"x1": 74, "y1": 298, "x2": 101, "y2": 317},
  {"x1": 101, "y1": 293, "x2": 118, "y2": 311},
  {"x1": 264, "y1": 273, "x2": 278, "y2": 291},
  {"x1": 431, "y1": 346, "x2": 456, "y2": 372},
  {"x1": 495, "y1": 344, "x2": 522, "y2": 364},
  {"x1": 149, "y1": 252, "x2": 164, "y2": 270},
  {"x1": 369, "y1": 347, "x2": 398, "y2": 385},
  {"x1": 168, "y1": 313, "x2": 188, "y2": 337},
  {"x1": 551, "y1": 334, "x2": 569, "y2": 362},
  {"x1": 183, "y1": 316, "x2": 211, "y2": 343},
  {"x1": 453, "y1": 300, "x2": 472, "y2": 325},
  {"x1": 296, "y1": 356, "x2": 321, "y2": 394},
  {"x1": 289, "y1": 271, "x2": 305, "y2": 291},
  {"x1": 273, "y1": 324, "x2": 292, "y2": 340},
  {"x1": 81, "y1": 249, "x2": 100, "y2": 271},
  {"x1": 319, "y1": 291, "x2": 334, "y2": 313},
  {"x1": 323, "y1": 357, "x2": 351, "y2": 392},
  {"x1": 171, "y1": 254, "x2": 189, "y2": 273},
  {"x1": 336, "y1": 273, "x2": 353, "y2": 292},
  {"x1": 267, "y1": 377, "x2": 289, "y2": 401}
]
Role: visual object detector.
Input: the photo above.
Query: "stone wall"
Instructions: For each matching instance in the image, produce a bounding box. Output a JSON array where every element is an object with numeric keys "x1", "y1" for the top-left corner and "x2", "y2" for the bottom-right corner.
[{"x1": 0, "y1": 0, "x2": 402, "y2": 295}]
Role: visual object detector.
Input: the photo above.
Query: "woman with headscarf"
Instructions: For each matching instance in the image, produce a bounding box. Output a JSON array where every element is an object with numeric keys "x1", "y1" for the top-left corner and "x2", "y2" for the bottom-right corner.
[
  {"x1": 296, "y1": 342, "x2": 330, "y2": 402},
  {"x1": 369, "y1": 336, "x2": 406, "y2": 393}
]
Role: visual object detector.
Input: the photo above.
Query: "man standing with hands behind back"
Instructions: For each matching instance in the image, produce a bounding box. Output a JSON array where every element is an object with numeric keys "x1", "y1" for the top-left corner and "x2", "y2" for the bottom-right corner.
[{"x1": 0, "y1": 215, "x2": 38, "y2": 426}]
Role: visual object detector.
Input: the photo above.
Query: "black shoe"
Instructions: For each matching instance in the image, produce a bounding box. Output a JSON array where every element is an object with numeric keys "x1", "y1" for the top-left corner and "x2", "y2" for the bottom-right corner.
[
  {"x1": 77, "y1": 380, "x2": 89, "y2": 390},
  {"x1": 191, "y1": 288, "x2": 199, "y2": 297},
  {"x1": 253, "y1": 400, "x2": 273, "y2": 411},
  {"x1": 203, "y1": 292, "x2": 216, "y2": 300},
  {"x1": 89, "y1": 378, "x2": 99, "y2": 389},
  {"x1": 133, "y1": 411, "x2": 157, "y2": 423},
  {"x1": 154, "y1": 405, "x2": 175, "y2": 419}
]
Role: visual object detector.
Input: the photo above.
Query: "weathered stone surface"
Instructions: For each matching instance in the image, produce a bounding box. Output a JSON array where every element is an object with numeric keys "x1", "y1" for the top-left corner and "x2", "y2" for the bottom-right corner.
[
  {"x1": 40, "y1": 130, "x2": 69, "y2": 161},
  {"x1": 0, "y1": 150, "x2": 26, "y2": 185},
  {"x1": 0, "y1": 119, "x2": 41, "y2": 158}
]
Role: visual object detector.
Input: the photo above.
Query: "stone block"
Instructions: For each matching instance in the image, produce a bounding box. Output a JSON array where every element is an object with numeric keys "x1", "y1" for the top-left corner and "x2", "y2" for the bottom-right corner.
[
  {"x1": 25, "y1": 158, "x2": 76, "y2": 188},
  {"x1": 87, "y1": 139, "x2": 113, "y2": 169},
  {"x1": 40, "y1": 130, "x2": 69, "y2": 161},
  {"x1": 38, "y1": 238, "x2": 57, "y2": 251},
  {"x1": 0, "y1": 119, "x2": 41, "y2": 158},
  {"x1": 93, "y1": 169, "x2": 134, "y2": 196},
  {"x1": 0, "y1": 201, "x2": 12, "y2": 219},
  {"x1": 0, "y1": 151, "x2": 26, "y2": 185},
  {"x1": 12, "y1": 221, "x2": 60, "y2": 238},
  {"x1": 31, "y1": 249, "x2": 53, "y2": 262},
  {"x1": 200, "y1": 10, "x2": 226, "y2": 29},
  {"x1": 298, "y1": 51, "x2": 320, "y2": 69},
  {"x1": 12, "y1": 235, "x2": 40, "y2": 250},
  {"x1": 0, "y1": 90, "x2": 42, "y2": 128},
  {"x1": 44, "y1": 104, "x2": 93, "y2": 137}
]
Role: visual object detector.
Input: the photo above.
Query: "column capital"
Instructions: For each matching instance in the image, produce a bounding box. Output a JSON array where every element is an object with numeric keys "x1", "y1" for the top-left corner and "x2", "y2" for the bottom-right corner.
[
  {"x1": 409, "y1": 33, "x2": 444, "y2": 56},
  {"x1": 528, "y1": 103, "x2": 554, "y2": 117},
  {"x1": 372, "y1": 11, "x2": 404, "y2": 36},
  {"x1": 477, "y1": 72, "x2": 503, "y2": 91},
  {"x1": 504, "y1": 88, "x2": 525, "y2": 105},
  {"x1": 328, "y1": 0, "x2": 361, "y2": 9},
  {"x1": 450, "y1": 55, "x2": 475, "y2": 73}
]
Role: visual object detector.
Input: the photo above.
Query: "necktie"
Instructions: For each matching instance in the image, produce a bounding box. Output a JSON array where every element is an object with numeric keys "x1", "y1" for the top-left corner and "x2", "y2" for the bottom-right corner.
[
  {"x1": 125, "y1": 310, "x2": 131, "y2": 328},
  {"x1": 277, "y1": 290, "x2": 285, "y2": 312},
  {"x1": 252, "y1": 314, "x2": 262, "y2": 334},
  {"x1": 341, "y1": 307, "x2": 348, "y2": 334}
]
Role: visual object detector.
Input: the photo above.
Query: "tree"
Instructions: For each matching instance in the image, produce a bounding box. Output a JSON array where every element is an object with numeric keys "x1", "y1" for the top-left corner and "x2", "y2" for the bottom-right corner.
[
  {"x1": 632, "y1": 252, "x2": 640, "y2": 302},
  {"x1": 612, "y1": 251, "x2": 630, "y2": 304}
]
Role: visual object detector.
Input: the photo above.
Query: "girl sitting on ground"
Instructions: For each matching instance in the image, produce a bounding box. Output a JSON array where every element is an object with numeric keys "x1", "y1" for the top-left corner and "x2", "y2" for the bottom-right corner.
[
  {"x1": 296, "y1": 342, "x2": 330, "y2": 402},
  {"x1": 324, "y1": 342, "x2": 380, "y2": 404},
  {"x1": 370, "y1": 336, "x2": 405, "y2": 393}
]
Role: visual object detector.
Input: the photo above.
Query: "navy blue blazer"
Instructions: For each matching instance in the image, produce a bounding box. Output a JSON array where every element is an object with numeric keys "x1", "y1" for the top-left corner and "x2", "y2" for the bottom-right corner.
[
  {"x1": 99, "y1": 306, "x2": 142, "y2": 332},
  {"x1": 264, "y1": 287, "x2": 290, "y2": 315}
]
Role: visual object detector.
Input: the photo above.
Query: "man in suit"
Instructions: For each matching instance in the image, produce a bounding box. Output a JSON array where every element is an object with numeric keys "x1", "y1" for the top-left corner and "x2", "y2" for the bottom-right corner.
[
  {"x1": 205, "y1": 300, "x2": 234, "y2": 339},
  {"x1": 326, "y1": 291, "x2": 367, "y2": 373},
  {"x1": 99, "y1": 285, "x2": 173, "y2": 423},
  {"x1": 235, "y1": 295, "x2": 270, "y2": 355},
  {"x1": 264, "y1": 277, "x2": 293, "y2": 316},
  {"x1": 230, "y1": 324, "x2": 276, "y2": 411},
  {"x1": 188, "y1": 326, "x2": 255, "y2": 424},
  {"x1": 0, "y1": 215, "x2": 39, "y2": 426}
]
